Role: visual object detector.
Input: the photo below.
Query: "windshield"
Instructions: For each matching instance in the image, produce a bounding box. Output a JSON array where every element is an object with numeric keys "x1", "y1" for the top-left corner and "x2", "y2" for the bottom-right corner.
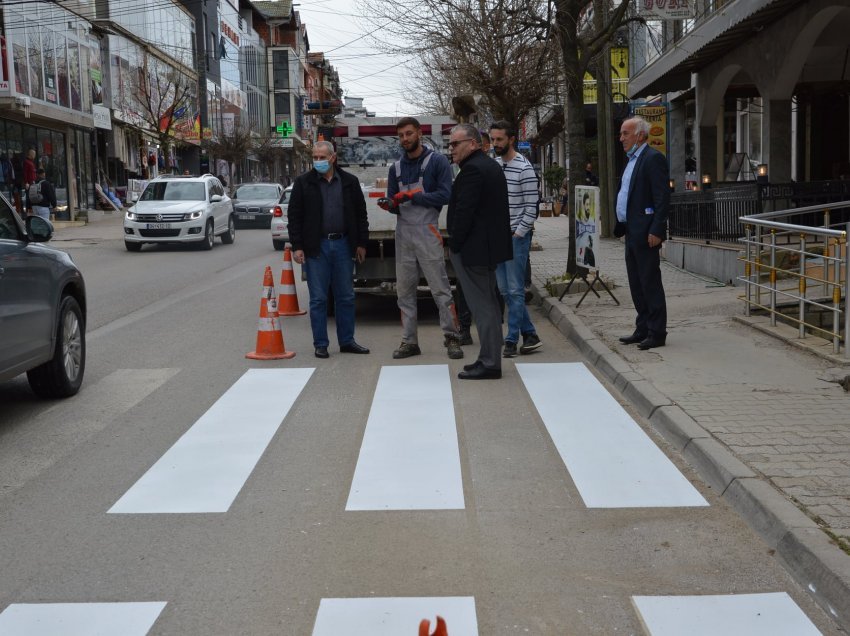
[
  {"x1": 281, "y1": 189, "x2": 292, "y2": 205},
  {"x1": 234, "y1": 185, "x2": 279, "y2": 200},
  {"x1": 140, "y1": 181, "x2": 206, "y2": 202}
]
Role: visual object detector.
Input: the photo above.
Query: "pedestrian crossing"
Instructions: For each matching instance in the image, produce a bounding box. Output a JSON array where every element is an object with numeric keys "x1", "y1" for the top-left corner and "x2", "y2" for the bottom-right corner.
[
  {"x1": 346, "y1": 365, "x2": 464, "y2": 511},
  {"x1": 0, "y1": 602, "x2": 166, "y2": 636},
  {"x1": 0, "y1": 362, "x2": 826, "y2": 634}
]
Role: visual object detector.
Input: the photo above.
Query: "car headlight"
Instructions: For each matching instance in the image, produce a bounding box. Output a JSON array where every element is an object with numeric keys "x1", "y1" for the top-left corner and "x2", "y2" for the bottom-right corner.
[
  {"x1": 125, "y1": 210, "x2": 137, "y2": 221},
  {"x1": 184, "y1": 210, "x2": 203, "y2": 220}
]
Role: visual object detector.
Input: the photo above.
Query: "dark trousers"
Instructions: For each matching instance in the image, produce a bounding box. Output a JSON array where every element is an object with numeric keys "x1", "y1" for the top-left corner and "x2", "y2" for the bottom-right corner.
[
  {"x1": 624, "y1": 239, "x2": 667, "y2": 338},
  {"x1": 450, "y1": 252, "x2": 502, "y2": 369}
]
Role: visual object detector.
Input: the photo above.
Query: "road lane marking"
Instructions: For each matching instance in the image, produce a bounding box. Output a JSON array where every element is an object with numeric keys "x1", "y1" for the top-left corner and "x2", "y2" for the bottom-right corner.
[
  {"x1": 632, "y1": 593, "x2": 822, "y2": 635},
  {"x1": 109, "y1": 368, "x2": 314, "y2": 513},
  {"x1": 517, "y1": 363, "x2": 708, "y2": 508},
  {"x1": 0, "y1": 602, "x2": 166, "y2": 635},
  {"x1": 346, "y1": 365, "x2": 464, "y2": 511},
  {"x1": 312, "y1": 597, "x2": 478, "y2": 635}
]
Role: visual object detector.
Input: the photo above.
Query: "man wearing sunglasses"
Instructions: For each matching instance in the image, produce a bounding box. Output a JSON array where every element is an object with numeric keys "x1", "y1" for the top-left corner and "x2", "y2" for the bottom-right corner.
[{"x1": 446, "y1": 125, "x2": 512, "y2": 380}]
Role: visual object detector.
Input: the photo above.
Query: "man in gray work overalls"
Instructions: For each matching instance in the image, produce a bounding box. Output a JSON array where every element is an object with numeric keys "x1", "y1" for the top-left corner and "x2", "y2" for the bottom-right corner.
[{"x1": 382, "y1": 117, "x2": 463, "y2": 360}]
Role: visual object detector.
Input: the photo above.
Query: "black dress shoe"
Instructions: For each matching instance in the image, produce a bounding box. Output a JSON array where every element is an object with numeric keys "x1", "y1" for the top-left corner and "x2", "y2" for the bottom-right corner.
[
  {"x1": 637, "y1": 337, "x2": 666, "y2": 350},
  {"x1": 458, "y1": 365, "x2": 502, "y2": 380},
  {"x1": 340, "y1": 341, "x2": 370, "y2": 354},
  {"x1": 619, "y1": 332, "x2": 647, "y2": 345},
  {"x1": 463, "y1": 360, "x2": 483, "y2": 372},
  {"x1": 315, "y1": 347, "x2": 329, "y2": 358}
]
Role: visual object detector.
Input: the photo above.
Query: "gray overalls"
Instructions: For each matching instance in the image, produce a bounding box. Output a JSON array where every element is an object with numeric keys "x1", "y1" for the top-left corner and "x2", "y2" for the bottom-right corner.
[{"x1": 393, "y1": 153, "x2": 459, "y2": 344}]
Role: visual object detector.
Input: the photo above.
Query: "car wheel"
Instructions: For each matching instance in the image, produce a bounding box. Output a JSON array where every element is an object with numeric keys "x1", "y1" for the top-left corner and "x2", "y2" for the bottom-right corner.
[
  {"x1": 26, "y1": 295, "x2": 86, "y2": 399},
  {"x1": 200, "y1": 220, "x2": 214, "y2": 250},
  {"x1": 221, "y1": 215, "x2": 236, "y2": 244},
  {"x1": 125, "y1": 241, "x2": 142, "y2": 252},
  {"x1": 273, "y1": 239, "x2": 285, "y2": 250}
]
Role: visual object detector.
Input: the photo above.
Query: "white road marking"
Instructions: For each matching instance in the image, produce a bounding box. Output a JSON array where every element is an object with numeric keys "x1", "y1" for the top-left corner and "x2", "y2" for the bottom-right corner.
[
  {"x1": 346, "y1": 365, "x2": 464, "y2": 511},
  {"x1": 517, "y1": 363, "x2": 708, "y2": 508},
  {"x1": 109, "y1": 368, "x2": 313, "y2": 513},
  {"x1": 312, "y1": 597, "x2": 478, "y2": 635},
  {"x1": 632, "y1": 593, "x2": 822, "y2": 635},
  {"x1": 0, "y1": 602, "x2": 166, "y2": 636}
]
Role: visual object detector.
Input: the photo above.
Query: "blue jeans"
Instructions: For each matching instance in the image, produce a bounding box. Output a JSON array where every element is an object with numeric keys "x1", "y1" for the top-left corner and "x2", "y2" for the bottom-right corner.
[
  {"x1": 496, "y1": 233, "x2": 536, "y2": 344},
  {"x1": 303, "y1": 238, "x2": 356, "y2": 348}
]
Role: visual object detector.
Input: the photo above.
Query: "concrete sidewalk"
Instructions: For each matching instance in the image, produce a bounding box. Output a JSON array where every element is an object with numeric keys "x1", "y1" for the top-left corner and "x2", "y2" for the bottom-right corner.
[
  {"x1": 51, "y1": 209, "x2": 125, "y2": 243},
  {"x1": 528, "y1": 215, "x2": 850, "y2": 630}
]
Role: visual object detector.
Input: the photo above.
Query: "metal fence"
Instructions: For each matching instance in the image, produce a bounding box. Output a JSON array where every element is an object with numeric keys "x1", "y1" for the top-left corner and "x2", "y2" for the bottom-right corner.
[
  {"x1": 670, "y1": 180, "x2": 850, "y2": 242},
  {"x1": 738, "y1": 201, "x2": 850, "y2": 358}
]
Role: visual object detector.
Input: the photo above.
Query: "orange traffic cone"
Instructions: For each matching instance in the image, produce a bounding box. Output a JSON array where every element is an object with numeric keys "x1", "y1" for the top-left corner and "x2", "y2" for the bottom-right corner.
[
  {"x1": 246, "y1": 266, "x2": 296, "y2": 360},
  {"x1": 419, "y1": 616, "x2": 448, "y2": 636},
  {"x1": 278, "y1": 246, "x2": 307, "y2": 316}
]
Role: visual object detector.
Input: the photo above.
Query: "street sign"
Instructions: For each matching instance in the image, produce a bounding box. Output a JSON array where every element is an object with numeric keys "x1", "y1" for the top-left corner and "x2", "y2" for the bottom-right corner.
[
  {"x1": 276, "y1": 121, "x2": 293, "y2": 137},
  {"x1": 517, "y1": 141, "x2": 531, "y2": 150},
  {"x1": 281, "y1": 138, "x2": 294, "y2": 148}
]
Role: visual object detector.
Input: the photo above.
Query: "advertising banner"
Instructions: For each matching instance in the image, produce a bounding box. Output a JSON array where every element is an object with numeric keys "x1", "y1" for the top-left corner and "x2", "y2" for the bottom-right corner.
[
  {"x1": 634, "y1": 105, "x2": 667, "y2": 156},
  {"x1": 638, "y1": 0, "x2": 695, "y2": 20},
  {"x1": 574, "y1": 186, "x2": 600, "y2": 271}
]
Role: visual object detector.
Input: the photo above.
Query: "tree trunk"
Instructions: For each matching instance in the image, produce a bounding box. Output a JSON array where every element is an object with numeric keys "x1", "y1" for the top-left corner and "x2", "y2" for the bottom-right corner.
[{"x1": 593, "y1": 0, "x2": 615, "y2": 238}]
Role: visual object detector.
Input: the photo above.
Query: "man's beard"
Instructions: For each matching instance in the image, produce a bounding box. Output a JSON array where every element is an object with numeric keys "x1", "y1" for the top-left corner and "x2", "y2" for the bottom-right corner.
[
  {"x1": 405, "y1": 139, "x2": 420, "y2": 154},
  {"x1": 494, "y1": 145, "x2": 509, "y2": 156}
]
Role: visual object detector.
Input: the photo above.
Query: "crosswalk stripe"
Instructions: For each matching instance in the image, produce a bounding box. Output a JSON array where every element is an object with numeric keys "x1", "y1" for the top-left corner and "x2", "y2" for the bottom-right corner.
[
  {"x1": 312, "y1": 597, "x2": 478, "y2": 635},
  {"x1": 346, "y1": 365, "x2": 464, "y2": 511},
  {"x1": 632, "y1": 593, "x2": 822, "y2": 635},
  {"x1": 109, "y1": 368, "x2": 314, "y2": 514},
  {"x1": 517, "y1": 363, "x2": 708, "y2": 508},
  {"x1": 0, "y1": 602, "x2": 166, "y2": 636}
]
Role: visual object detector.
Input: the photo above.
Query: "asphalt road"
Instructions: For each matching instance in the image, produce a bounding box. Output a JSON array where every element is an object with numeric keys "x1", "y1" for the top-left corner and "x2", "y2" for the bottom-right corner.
[{"x1": 0, "y1": 229, "x2": 841, "y2": 635}]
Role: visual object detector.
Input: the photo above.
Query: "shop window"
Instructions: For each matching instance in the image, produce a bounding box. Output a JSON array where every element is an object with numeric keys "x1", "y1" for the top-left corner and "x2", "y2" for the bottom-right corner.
[
  {"x1": 69, "y1": 42, "x2": 82, "y2": 111},
  {"x1": 58, "y1": 36, "x2": 70, "y2": 108},
  {"x1": 27, "y1": 25, "x2": 44, "y2": 101}
]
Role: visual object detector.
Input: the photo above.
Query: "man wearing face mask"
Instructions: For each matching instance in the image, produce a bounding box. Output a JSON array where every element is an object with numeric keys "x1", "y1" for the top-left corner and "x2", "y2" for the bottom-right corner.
[
  {"x1": 289, "y1": 140, "x2": 370, "y2": 358},
  {"x1": 614, "y1": 116, "x2": 670, "y2": 350}
]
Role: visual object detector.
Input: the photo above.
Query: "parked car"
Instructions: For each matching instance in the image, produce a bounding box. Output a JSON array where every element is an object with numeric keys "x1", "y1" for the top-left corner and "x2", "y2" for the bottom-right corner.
[
  {"x1": 231, "y1": 183, "x2": 284, "y2": 228},
  {"x1": 123, "y1": 174, "x2": 235, "y2": 252},
  {"x1": 271, "y1": 186, "x2": 293, "y2": 250},
  {"x1": 0, "y1": 195, "x2": 87, "y2": 398}
]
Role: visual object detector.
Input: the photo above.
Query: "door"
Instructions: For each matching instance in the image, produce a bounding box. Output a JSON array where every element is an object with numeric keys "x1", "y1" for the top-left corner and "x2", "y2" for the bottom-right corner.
[{"x1": 0, "y1": 201, "x2": 54, "y2": 374}]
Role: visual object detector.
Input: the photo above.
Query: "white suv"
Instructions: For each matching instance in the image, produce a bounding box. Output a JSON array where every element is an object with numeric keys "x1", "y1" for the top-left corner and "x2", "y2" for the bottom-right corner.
[{"x1": 123, "y1": 174, "x2": 235, "y2": 252}]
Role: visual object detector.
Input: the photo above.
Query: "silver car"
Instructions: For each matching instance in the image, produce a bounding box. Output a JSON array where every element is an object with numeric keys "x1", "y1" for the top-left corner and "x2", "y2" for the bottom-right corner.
[
  {"x1": 231, "y1": 183, "x2": 284, "y2": 229},
  {"x1": 270, "y1": 186, "x2": 292, "y2": 250},
  {"x1": 0, "y1": 195, "x2": 86, "y2": 398},
  {"x1": 123, "y1": 174, "x2": 235, "y2": 251}
]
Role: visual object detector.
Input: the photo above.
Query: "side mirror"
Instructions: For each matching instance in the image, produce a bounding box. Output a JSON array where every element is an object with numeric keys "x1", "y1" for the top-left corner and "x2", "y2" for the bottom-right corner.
[
  {"x1": 210, "y1": 194, "x2": 223, "y2": 203},
  {"x1": 26, "y1": 215, "x2": 54, "y2": 242}
]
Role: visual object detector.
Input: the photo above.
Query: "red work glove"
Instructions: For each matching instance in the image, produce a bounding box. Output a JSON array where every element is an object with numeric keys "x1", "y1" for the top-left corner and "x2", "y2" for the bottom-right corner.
[{"x1": 392, "y1": 190, "x2": 415, "y2": 206}]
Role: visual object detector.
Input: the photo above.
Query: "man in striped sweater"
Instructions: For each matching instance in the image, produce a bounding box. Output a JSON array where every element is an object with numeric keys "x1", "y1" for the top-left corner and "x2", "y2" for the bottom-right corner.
[{"x1": 489, "y1": 120, "x2": 543, "y2": 358}]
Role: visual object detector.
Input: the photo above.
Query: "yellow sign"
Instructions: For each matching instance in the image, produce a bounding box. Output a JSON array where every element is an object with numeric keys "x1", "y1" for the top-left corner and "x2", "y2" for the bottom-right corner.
[{"x1": 634, "y1": 105, "x2": 667, "y2": 156}]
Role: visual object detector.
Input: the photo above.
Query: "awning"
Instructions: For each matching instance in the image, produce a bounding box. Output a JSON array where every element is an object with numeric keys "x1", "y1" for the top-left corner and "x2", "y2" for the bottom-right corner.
[
  {"x1": 629, "y1": 0, "x2": 799, "y2": 98},
  {"x1": 529, "y1": 105, "x2": 564, "y2": 146}
]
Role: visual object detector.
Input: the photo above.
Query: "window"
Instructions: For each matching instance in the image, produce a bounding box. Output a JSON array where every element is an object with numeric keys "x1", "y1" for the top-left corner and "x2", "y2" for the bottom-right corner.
[
  {"x1": 0, "y1": 197, "x2": 23, "y2": 240},
  {"x1": 273, "y1": 50, "x2": 289, "y2": 90},
  {"x1": 275, "y1": 92, "x2": 290, "y2": 116}
]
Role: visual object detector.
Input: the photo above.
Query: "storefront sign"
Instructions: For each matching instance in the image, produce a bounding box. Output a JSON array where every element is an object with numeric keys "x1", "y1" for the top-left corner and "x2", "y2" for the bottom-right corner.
[
  {"x1": 639, "y1": 0, "x2": 694, "y2": 20},
  {"x1": 634, "y1": 105, "x2": 668, "y2": 156},
  {"x1": 0, "y1": 80, "x2": 10, "y2": 96},
  {"x1": 92, "y1": 104, "x2": 112, "y2": 130}
]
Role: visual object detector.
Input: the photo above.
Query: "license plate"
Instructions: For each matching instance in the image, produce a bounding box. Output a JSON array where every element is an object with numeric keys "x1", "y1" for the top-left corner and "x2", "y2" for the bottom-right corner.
[
  {"x1": 239, "y1": 214, "x2": 255, "y2": 220},
  {"x1": 146, "y1": 223, "x2": 172, "y2": 229}
]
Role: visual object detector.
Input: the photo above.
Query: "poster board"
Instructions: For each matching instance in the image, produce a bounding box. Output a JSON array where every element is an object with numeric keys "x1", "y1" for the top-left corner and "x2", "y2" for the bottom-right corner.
[
  {"x1": 574, "y1": 186, "x2": 600, "y2": 270},
  {"x1": 633, "y1": 105, "x2": 667, "y2": 156}
]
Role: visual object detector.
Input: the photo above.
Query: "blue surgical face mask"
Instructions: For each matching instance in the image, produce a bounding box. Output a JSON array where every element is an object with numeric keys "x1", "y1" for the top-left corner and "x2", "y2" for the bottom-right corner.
[{"x1": 314, "y1": 160, "x2": 330, "y2": 174}]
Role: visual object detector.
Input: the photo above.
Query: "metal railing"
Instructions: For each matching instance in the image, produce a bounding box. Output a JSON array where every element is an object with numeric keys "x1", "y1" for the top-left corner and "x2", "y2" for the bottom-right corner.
[
  {"x1": 671, "y1": 180, "x2": 850, "y2": 242},
  {"x1": 739, "y1": 201, "x2": 850, "y2": 358}
]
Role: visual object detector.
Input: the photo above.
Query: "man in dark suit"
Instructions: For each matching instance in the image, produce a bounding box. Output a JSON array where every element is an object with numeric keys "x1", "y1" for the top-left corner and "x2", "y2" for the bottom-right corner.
[
  {"x1": 614, "y1": 116, "x2": 670, "y2": 350},
  {"x1": 447, "y1": 124, "x2": 513, "y2": 379},
  {"x1": 289, "y1": 141, "x2": 370, "y2": 358}
]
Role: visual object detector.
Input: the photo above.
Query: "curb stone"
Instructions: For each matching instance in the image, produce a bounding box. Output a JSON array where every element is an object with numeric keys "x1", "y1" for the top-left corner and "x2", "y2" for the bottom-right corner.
[{"x1": 533, "y1": 283, "x2": 850, "y2": 632}]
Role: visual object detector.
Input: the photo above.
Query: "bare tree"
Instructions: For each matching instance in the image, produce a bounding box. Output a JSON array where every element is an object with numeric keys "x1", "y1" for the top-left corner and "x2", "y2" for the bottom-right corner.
[
  {"x1": 253, "y1": 131, "x2": 288, "y2": 180},
  {"x1": 358, "y1": 0, "x2": 556, "y2": 129},
  {"x1": 202, "y1": 121, "x2": 255, "y2": 185},
  {"x1": 134, "y1": 56, "x2": 195, "y2": 173}
]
